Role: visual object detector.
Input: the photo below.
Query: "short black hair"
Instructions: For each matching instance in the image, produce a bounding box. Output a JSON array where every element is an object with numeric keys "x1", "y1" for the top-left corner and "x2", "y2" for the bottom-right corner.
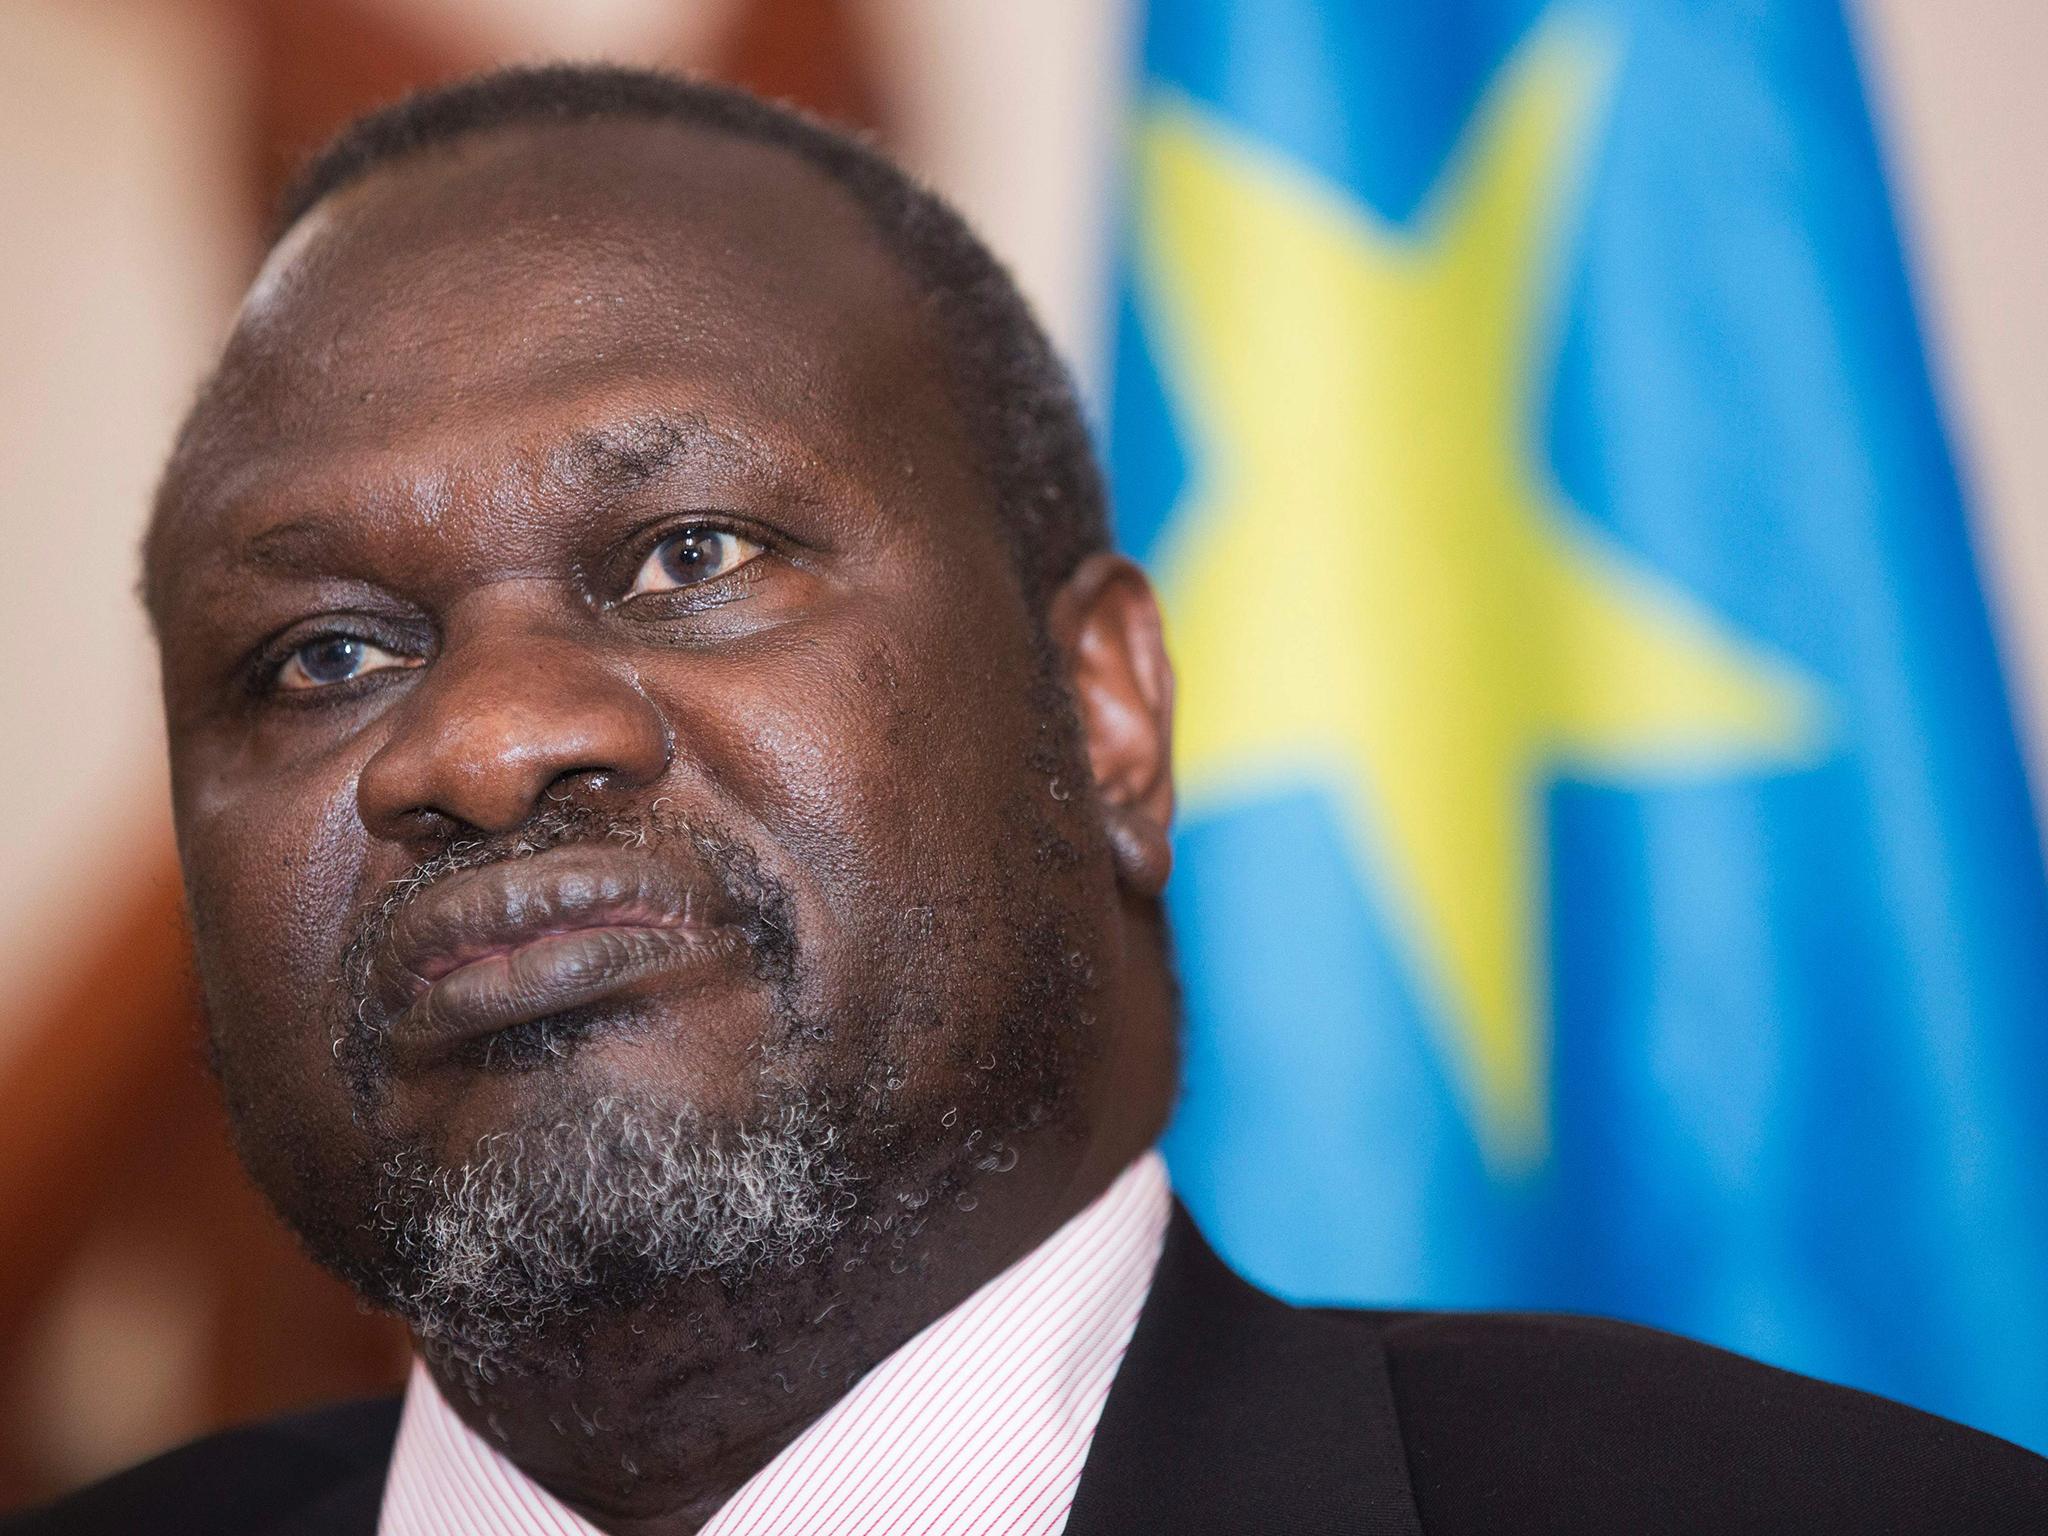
[{"x1": 274, "y1": 63, "x2": 1110, "y2": 612}]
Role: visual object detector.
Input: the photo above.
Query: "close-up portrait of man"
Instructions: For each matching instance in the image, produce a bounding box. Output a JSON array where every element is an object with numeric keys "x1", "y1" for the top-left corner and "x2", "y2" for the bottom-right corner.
[{"x1": 6, "y1": 53, "x2": 2048, "y2": 1536}]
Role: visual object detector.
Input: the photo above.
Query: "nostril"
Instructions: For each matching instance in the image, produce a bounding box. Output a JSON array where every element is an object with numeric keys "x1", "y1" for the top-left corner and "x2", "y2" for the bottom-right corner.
[
  {"x1": 543, "y1": 767, "x2": 617, "y2": 803},
  {"x1": 390, "y1": 804, "x2": 479, "y2": 848}
]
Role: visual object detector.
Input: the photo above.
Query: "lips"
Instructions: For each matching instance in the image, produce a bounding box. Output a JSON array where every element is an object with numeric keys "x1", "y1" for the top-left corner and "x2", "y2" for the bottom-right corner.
[{"x1": 364, "y1": 844, "x2": 749, "y2": 1072}]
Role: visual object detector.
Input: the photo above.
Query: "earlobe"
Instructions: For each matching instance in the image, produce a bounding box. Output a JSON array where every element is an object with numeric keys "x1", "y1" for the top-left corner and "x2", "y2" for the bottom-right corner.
[
  {"x1": 1104, "y1": 812, "x2": 1174, "y2": 896},
  {"x1": 1048, "y1": 553, "x2": 1177, "y2": 899}
]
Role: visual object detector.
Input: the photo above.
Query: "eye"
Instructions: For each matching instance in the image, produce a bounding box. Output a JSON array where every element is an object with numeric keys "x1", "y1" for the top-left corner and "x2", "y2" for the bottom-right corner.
[
  {"x1": 627, "y1": 526, "x2": 763, "y2": 598},
  {"x1": 274, "y1": 634, "x2": 420, "y2": 692}
]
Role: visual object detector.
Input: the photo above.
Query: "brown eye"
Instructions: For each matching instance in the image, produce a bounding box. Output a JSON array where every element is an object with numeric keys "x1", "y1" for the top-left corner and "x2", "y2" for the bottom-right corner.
[
  {"x1": 627, "y1": 527, "x2": 762, "y2": 597},
  {"x1": 274, "y1": 634, "x2": 419, "y2": 692}
]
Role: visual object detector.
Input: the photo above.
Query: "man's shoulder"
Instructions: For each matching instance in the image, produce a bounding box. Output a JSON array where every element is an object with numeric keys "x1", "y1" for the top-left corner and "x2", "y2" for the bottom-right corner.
[
  {"x1": 1340, "y1": 1304, "x2": 2047, "y2": 1533},
  {"x1": 1, "y1": 1396, "x2": 400, "y2": 1536},
  {"x1": 1084, "y1": 1206, "x2": 2048, "y2": 1534}
]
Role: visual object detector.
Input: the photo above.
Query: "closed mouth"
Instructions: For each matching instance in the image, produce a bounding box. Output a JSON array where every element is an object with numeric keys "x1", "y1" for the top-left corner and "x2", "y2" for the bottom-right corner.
[{"x1": 365, "y1": 845, "x2": 750, "y2": 1072}]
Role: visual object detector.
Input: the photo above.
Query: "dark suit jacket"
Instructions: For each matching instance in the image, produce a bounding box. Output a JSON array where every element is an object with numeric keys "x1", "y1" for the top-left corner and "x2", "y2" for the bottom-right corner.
[{"x1": 10, "y1": 1204, "x2": 2045, "y2": 1533}]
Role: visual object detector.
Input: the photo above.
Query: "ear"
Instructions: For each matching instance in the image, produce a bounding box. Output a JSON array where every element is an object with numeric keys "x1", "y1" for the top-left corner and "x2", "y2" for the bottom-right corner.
[{"x1": 1046, "y1": 552, "x2": 1176, "y2": 897}]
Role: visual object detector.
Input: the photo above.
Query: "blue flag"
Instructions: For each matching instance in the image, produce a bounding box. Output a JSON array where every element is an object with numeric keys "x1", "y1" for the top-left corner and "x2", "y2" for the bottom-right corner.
[{"x1": 1111, "y1": 0, "x2": 2048, "y2": 1450}]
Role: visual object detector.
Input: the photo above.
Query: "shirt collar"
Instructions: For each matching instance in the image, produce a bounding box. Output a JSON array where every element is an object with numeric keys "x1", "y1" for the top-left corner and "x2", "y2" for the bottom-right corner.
[{"x1": 378, "y1": 1150, "x2": 1171, "y2": 1536}]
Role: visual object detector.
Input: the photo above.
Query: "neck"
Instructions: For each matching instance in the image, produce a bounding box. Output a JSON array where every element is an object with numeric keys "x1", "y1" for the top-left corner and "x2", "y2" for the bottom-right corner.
[{"x1": 425, "y1": 1121, "x2": 1153, "y2": 1536}]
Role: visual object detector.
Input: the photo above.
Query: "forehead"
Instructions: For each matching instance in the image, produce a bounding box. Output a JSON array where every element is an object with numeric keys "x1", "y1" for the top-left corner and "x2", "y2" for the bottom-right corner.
[{"x1": 152, "y1": 118, "x2": 972, "y2": 581}]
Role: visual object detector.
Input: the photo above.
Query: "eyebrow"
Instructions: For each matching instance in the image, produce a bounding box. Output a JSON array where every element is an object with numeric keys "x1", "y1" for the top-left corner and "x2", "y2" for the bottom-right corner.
[
  {"x1": 204, "y1": 410, "x2": 761, "y2": 572},
  {"x1": 557, "y1": 411, "x2": 748, "y2": 492},
  {"x1": 237, "y1": 516, "x2": 334, "y2": 573}
]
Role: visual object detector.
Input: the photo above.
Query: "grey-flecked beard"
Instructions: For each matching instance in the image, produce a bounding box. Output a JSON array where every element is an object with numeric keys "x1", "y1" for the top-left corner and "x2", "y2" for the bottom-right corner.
[
  {"x1": 236, "y1": 772, "x2": 1093, "y2": 1387},
  {"x1": 365, "y1": 1092, "x2": 857, "y2": 1383}
]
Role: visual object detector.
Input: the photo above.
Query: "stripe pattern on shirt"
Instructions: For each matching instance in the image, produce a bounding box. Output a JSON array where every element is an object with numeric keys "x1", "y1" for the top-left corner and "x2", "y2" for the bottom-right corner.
[{"x1": 379, "y1": 1150, "x2": 1171, "y2": 1536}]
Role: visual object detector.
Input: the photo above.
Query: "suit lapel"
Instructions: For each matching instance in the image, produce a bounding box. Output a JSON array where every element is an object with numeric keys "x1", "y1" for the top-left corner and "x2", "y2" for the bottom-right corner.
[
  {"x1": 259, "y1": 1468, "x2": 387, "y2": 1536},
  {"x1": 1065, "y1": 1203, "x2": 1424, "y2": 1536},
  {"x1": 249, "y1": 1401, "x2": 399, "y2": 1536}
]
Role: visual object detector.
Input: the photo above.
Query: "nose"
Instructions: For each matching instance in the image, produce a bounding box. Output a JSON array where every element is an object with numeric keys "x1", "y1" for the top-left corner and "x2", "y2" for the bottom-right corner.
[{"x1": 357, "y1": 614, "x2": 671, "y2": 840}]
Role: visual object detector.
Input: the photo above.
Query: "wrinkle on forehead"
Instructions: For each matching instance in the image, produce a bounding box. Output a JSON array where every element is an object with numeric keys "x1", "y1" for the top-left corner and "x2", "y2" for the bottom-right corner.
[
  {"x1": 149, "y1": 118, "x2": 974, "y2": 608},
  {"x1": 152, "y1": 397, "x2": 845, "y2": 624}
]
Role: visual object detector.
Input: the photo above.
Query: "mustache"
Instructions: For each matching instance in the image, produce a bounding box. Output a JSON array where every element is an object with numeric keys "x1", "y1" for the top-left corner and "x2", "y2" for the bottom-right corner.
[{"x1": 334, "y1": 802, "x2": 796, "y2": 1087}]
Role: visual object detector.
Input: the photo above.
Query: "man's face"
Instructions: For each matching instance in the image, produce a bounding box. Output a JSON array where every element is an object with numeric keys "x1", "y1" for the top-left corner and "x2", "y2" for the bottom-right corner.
[{"x1": 147, "y1": 122, "x2": 1129, "y2": 1370}]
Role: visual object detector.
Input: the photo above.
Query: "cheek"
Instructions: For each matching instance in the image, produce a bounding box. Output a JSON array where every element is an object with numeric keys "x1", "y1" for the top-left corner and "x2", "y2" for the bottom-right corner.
[
  {"x1": 176, "y1": 746, "x2": 379, "y2": 1231},
  {"x1": 688, "y1": 605, "x2": 1091, "y2": 1038},
  {"x1": 179, "y1": 739, "x2": 368, "y2": 1051},
  {"x1": 731, "y1": 621, "x2": 1032, "y2": 888}
]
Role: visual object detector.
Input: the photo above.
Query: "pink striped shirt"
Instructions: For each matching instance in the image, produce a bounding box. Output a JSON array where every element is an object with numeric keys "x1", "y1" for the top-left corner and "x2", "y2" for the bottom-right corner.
[{"x1": 378, "y1": 1151, "x2": 1171, "y2": 1536}]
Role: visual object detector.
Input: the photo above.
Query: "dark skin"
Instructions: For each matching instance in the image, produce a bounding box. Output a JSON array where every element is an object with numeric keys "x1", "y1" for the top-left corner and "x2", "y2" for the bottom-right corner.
[{"x1": 146, "y1": 120, "x2": 1178, "y2": 1534}]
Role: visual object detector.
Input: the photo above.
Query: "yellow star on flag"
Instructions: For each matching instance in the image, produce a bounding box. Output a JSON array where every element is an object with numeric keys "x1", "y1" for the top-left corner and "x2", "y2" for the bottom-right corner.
[{"x1": 1135, "y1": 15, "x2": 1824, "y2": 1169}]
